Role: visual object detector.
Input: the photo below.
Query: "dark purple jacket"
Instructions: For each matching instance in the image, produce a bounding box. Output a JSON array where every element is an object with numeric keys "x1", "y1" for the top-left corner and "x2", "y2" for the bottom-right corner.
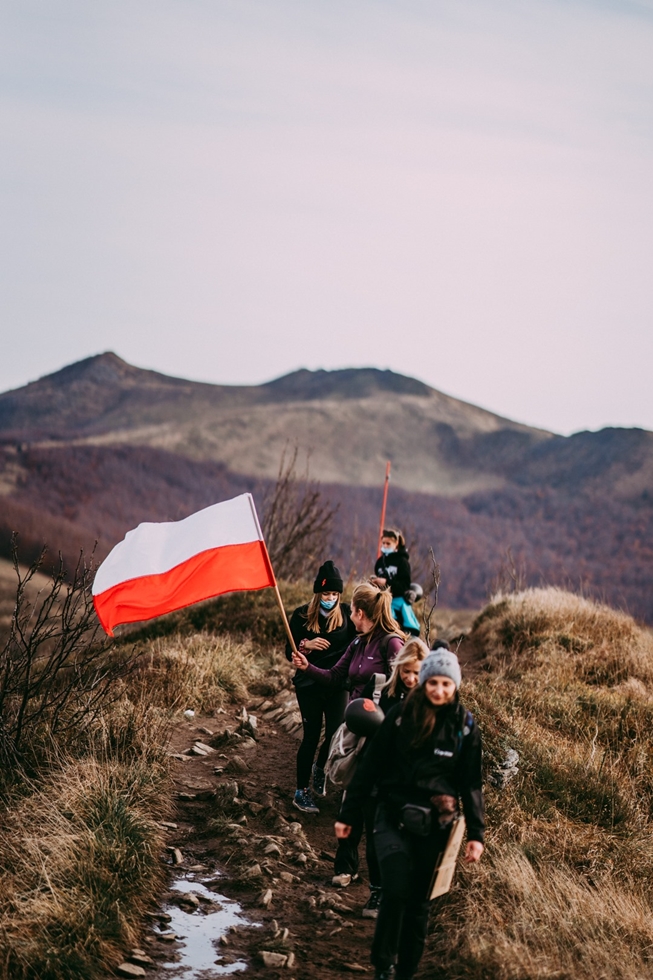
[{"x1": 302, "y1": 630, "x2": 404, "y2": 700}]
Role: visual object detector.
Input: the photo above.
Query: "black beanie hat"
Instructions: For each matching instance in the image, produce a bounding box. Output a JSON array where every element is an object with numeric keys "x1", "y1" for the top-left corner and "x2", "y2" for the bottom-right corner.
[{"x1": 313, "y1": 560, "x2": 344, "y2": 594}]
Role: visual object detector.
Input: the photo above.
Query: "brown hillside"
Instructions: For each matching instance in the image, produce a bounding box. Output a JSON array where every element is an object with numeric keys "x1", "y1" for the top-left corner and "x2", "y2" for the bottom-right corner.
[{"x1": 0, "y1": 353, "x2": 548, "y2": 496}]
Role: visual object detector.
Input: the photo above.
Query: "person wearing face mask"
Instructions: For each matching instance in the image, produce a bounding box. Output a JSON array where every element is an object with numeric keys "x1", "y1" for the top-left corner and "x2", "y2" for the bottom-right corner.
[
  {"x1": 285, "y1": 561, "x2": 356, "y2": 814},
  {"x1": 335, "y1": 650, "x2": 485, "y2": 980},
  {"x1": 371, "y1": 529, "x2": 420, "y2": 637}
]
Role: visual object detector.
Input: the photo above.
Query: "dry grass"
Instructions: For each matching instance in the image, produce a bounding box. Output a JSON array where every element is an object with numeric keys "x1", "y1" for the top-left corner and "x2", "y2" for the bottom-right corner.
[
  {"x1": 0, "y1": 752, "x2": 169, "y2": 979},
  {"x1": 0, "y1": 566, "x2": 295, "y2": 978},
  {"x1": 129, "y1": 630, "x2": 288, "y2": 713},
  {"x1": 473, "y1": 586, "x2": 653, "y2": 687},
  {"x1": 426, "y1": 588, "x2": 653, "y2": 979}
]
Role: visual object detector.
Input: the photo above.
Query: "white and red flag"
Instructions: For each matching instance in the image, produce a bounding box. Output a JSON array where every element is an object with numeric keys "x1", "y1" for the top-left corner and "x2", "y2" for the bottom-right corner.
[{"x1": 92, "y1": 493, "x2": 275, "y2": 636}]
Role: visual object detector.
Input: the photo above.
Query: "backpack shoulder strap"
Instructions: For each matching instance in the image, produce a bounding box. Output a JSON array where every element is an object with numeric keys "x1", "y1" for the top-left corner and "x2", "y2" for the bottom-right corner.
[
  {"x1": 371, "y1": 673, "x2": 386, "y2": 705},
  {"x1": 379, "y1": 631, "x2": 403, "y2": 662}
]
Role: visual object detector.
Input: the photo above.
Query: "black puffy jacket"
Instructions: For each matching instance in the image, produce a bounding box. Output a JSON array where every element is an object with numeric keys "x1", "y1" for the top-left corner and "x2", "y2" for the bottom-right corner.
[
  {"x1": 339, "y1": 696, "x2": 485, "y2": 843},
  {"x1": 285, "y1": 602, "x2": 356, "y2": 688},
  {"x1": 374, "y1": 546, "x2": 411, "y2": 599}
]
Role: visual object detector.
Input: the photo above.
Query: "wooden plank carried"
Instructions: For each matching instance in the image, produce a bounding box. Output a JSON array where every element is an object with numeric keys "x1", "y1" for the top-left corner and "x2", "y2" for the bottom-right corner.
[{"x1": 429, "y1": 816, "x2": 466, "y2": 900}]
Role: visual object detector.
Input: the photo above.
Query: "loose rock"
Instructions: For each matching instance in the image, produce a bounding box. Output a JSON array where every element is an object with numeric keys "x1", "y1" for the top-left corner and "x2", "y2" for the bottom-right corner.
[
  {"x1": 193, "y1": 741, "x2": 215, "y2": 754},
  {"x1": 116, "y1": 963, "x2": 146, "y2": 978},
  {"x1": 227, "y1": 755, "x2": 250, "y2": 773},
  {"x1": 129, "y1": 953, "x2": 154, "y2": 966},
  {"x1": 260, "y1": 951, "x2": 288, "y2": 968},
  {"x1": 176, "y1": 892, "x2": 200, "y2": 908},
  {"x1": 259, "y1": 888, "x2": 273, "y2": 907}
]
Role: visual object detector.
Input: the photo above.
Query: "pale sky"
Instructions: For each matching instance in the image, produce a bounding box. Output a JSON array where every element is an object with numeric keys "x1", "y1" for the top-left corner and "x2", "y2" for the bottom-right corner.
[{"x1": 1, "y1": 0, "x2": 652, "y2": 435}]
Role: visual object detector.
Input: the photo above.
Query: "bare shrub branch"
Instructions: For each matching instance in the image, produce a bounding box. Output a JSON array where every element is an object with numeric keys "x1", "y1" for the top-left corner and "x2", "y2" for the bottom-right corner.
[
  {"x1": 490, "y1": 546, "x2": 527, "y2": 598},
  {"x1": 0, "y1": 535, "x2": 138, "y2": 783},
  {"x1": 261, "y1": 445, "x2": 337, "y2": 580},
  {"x1": 422, "y1": 547, "x2": 441, "y2": 647}
]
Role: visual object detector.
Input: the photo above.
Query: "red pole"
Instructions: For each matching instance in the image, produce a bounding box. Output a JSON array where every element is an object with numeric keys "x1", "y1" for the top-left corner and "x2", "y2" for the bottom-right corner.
[{"x1": 377, "y1": 461, "x2": 392, "y2": 558}]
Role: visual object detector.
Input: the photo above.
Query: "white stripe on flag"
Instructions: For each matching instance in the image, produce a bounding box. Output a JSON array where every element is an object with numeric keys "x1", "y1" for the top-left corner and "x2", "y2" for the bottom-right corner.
[{"x1": 93, "y1": 493, "x2": 262, "y2": 595}]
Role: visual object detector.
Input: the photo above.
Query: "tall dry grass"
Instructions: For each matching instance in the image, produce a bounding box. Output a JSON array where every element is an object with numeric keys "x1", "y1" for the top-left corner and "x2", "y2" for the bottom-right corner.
[
  {"x1": 128, "y1": 630, "x2": 287, "y2": 711},
  {"x1": 0, "y1": 564, "x2": 293, "y2": 978},
  {"x1": 0, "y1": 751, "x2": 169, "y2": 979},
  {"x1": 426, "y1": 588, "x2": 653, "y2": 979}
]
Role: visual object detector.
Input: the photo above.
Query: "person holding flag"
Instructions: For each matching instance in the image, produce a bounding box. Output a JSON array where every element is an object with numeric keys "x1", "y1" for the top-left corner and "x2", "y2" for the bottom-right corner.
[{"x1": 285, "y1": 560, "x2": 356, "y2": 814}]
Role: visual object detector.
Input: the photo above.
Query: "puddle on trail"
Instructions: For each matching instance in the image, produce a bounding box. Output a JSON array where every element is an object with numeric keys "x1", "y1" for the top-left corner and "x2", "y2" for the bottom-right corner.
[{"x1": 155, "y1": 873, "x2": 259, "y2": 977}]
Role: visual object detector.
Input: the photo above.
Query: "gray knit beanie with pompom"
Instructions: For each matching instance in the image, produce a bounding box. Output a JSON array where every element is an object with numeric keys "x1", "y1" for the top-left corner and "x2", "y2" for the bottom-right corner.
[{"x1": 419, "y1": 650, "x2": 461, "y2": 690}]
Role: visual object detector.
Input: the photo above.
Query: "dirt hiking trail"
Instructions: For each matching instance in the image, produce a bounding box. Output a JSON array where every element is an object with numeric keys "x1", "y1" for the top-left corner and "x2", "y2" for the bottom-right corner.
[{"x1": 137, "y1": 632, "x2": 484, "y2": 980}]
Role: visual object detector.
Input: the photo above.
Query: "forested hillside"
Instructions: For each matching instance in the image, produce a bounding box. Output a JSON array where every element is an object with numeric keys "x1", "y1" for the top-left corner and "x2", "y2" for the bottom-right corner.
[{"x1": 1, "y1": 441, "x2": 651, "y2": 621}]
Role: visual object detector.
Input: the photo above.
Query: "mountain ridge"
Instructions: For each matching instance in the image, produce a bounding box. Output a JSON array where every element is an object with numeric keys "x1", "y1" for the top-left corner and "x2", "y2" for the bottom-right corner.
[
  {"x1": 0, "y1": 352, "x2": 650, "y2": 503},
  {"x1": 0, "y1": 353, "x2": 651, "y2": 620}
]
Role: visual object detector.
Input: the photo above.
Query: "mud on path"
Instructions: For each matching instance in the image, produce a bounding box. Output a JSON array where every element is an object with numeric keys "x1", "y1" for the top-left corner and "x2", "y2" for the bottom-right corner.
[{"x1": 139, "y1": 631, "x2": 485, "y2": 980}]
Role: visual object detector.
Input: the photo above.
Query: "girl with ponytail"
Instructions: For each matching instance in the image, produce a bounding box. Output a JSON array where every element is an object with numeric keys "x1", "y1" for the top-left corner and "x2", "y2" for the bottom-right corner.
[{"x1": 292, "y1": 583, "x2": 406, "y2": 896}]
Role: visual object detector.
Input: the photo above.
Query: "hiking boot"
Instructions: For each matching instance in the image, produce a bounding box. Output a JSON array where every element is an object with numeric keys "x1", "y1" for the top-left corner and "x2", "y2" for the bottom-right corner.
[
  {"x1": 332, "y1": 872, "x2": 358, "y2": 887},
  {"x1": 362, "y1": 886, "x2": 382, "y2": 919},
  {"x1": 312, "y1": 764, "x2": 327, "y2": 797},
  {"x1": 374, "y1": 968, "x2": 395, "y2": 980},
  {"x1": 293, "y1": 788, "x2": 319, "y2": 814}
]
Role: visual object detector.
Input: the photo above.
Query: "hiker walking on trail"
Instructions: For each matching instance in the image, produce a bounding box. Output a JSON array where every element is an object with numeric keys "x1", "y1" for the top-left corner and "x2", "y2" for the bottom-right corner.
[
  {"x1": 370, "y1": 529, "x2": 420, "y2": 637},
  {"x1": 364, "y1": 636, "x2": 428, "y2": 716},
  {"x1": 286, "y1": 561, "x2": 356, "y2": 816},
  {"x1": 335, "y1": 648, "x2": 485, "y2": 980},
  {"x1": 292, "y1": 583, "x2": 405, "y2": 895},
  {"x1": 354, "y1": 637, "x2": 429, "y2": 919}
]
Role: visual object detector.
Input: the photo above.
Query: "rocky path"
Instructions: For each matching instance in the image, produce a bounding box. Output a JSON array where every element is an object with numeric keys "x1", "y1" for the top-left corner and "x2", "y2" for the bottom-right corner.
[
  {"x1": 123, "y1": 682, "x2": 374, "y2": 980},
  {"x1": 124, "y1": 631, "x2": 484, "y2": 980}
]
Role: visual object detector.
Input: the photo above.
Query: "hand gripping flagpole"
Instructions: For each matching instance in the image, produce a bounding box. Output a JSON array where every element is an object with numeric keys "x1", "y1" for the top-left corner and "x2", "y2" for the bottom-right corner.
[{"x1": 247, "y1": 495, "x2": 298, "y2": 656}]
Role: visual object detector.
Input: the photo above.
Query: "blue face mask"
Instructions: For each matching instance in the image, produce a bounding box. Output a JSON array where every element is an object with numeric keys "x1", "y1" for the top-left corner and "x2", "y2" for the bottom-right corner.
[
  {"x1": 320, "y1": 598, "x2": 337, "y2": 611},
  {"x1": 380, "y1": 546, "x2": 395, "y2": 556}
]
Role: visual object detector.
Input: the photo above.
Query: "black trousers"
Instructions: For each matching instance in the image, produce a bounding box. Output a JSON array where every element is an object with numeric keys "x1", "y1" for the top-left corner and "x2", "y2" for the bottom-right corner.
[
  {"x1": 294, "y1": 684, "x2": 348, "y2": 789},
  {"x1": 371, "y1": 804, "x2": 451, "y2": 977},
  {"x1": 334, "y1": 794, "x2": 380, "y2": 887}
]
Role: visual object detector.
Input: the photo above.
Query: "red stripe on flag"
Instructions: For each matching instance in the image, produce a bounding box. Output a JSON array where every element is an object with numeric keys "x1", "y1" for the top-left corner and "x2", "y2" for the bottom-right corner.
[{"x1": 93, "y1": 539, "x2": 275, "y2": 635}]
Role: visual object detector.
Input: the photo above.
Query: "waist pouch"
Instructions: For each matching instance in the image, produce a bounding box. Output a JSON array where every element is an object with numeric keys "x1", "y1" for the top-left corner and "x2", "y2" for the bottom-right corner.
[{"x1": 399, "y1": 803, "x2": 432, "y2": 837}]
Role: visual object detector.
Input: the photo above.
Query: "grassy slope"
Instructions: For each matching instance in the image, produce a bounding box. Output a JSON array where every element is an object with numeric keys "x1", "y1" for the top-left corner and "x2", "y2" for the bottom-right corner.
[
  {"x1": 428, "y1": 588, "x2": 653, "y2": 979},
  {"x1": 4, "y1": 579, "x2": 653, "y2": 978},
  {"x1": 0, "y1": 582, "x2": 301, "y2": 980}
]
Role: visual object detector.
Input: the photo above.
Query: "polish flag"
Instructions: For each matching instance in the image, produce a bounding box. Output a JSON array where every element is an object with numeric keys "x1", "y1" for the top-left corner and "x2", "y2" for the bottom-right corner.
[{"x1": 92, "y1": 493, "x2": 275, "y2": 635}]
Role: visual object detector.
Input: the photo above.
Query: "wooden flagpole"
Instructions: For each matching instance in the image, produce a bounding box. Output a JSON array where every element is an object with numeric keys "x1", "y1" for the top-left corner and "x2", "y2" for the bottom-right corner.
[
  {"x1": 246, "y1": 494, "x2": 298, "y2": 656},
  {"x1": 377, "y1": 461, "x2": 392, "y2": 558},
  {"x1": 272, "y1": 580, "x2": 298, "y2": 655}
]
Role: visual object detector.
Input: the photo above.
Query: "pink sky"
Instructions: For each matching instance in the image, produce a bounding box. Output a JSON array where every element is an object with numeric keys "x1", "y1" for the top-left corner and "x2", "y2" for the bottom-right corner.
[{"x1": 1, "y1": 0, "x2": 652, "y2": 434}]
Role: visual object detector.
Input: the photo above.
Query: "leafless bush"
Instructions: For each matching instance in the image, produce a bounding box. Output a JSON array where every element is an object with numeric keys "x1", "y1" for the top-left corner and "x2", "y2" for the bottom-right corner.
[
  {"x1": 489, "y1": 546, "x2": 526, "y2": 598},
  {"x1": 0, "y1": 537, "x2": 137, "y2": 782},
  {"x1": 261, "y1": 446, "x2": 337, "y2": 580},
  {"x1": 421, "y1": 547, "x2": 441, "y2": 647}
]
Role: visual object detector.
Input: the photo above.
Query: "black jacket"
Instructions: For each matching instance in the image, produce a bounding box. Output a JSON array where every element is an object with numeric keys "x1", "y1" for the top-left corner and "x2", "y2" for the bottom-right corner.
[
  {"x1": 285, "y1": 602, "x2": 357, "y2": 689},
  {"x1": 339, "y1": 697, "x2": 485, "y2": 842},
  {"x1": 374, "y1": 546, "x2": 411, "y2": 599}
]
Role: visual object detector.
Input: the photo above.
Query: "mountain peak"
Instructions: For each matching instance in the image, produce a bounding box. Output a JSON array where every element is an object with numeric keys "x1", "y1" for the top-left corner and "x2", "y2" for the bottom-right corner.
[
  {"x1": 42, "y1": 352, "x2": 141, "y2": 387},
  {"x1": 262, "y1": 367, "x2": 432, "y2": 400}
]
